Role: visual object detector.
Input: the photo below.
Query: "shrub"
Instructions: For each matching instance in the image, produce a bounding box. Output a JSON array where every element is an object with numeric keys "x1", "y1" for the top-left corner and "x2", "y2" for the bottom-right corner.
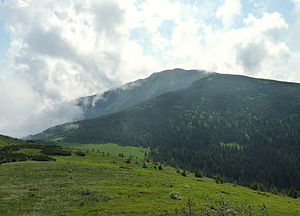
[
  {"x1": 142, "y1": 162, "x2": 147, "y2": 168},
  {"x1": 198, "y1": 196, "x2": 267, "y2": 216},
  {"x1": 80, "y1": 188, "x2": 93, "y2": 196},
  {"x1": 183, "y1": 184, "x2": 191, "y2": 189},
  {"x1": 41, "y1": 146, "x2": 71, "y2": 156},
  {"x1": 214, "y1": 175, "x2": 226, "y2": 184},
  {"x1": 31, "y1": 155, "x2": 55, "y2": 161},
  {"x1": 0, "y1": 145, "x2": 20, "y2": 152},
  {"x1": 169, "y1": 191, "x2": 182, "y2": 200},
  {"x1": 166, "y1": 196, "x2": 269, "y2": 216},
  {"x1": 195, "y1": 170, "x2": 203, "y2": 178},
  {"x1": 75, "y1": 151, "x2": 86, "y2": 157}
]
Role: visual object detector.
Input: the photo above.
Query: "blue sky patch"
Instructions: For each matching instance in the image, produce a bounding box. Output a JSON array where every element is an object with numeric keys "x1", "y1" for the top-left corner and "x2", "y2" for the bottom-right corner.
[
  {"x1": 158, "y1": 20, "x2": 176, "y2": 40},
  {"x1": 0, "y1": 20, "x2": 10, "y2": 61}
]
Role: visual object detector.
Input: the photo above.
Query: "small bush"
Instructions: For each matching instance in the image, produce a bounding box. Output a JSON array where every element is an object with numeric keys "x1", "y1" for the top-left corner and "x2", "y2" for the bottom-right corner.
[
  {"x1": 195, "y1": 170, "x2": 203, "y2": 178},
  {"x1": 142, "y1": 162, "x2": 147, "y2": 168},
  {"x1": 80, "y1": 188, "x2": 93, "y2": 196},
  {"x1": 41, "y1": 146, "x2": 71, "y2": 156},
  {"x1": 31, "y1": 155, "x2": 55, "y2": 161},
  {"x1": 0, "y1": 145, "x2": 21, "y2": 152},
  {"x1": 166, "y1": 196, "x2": 269, "y2": 216},
  {"x1": 214, "y1": 175, "x2": 226, "y2": 184},
  {"x1": 183, "y1": 184, "x2": 191, "y2": 189},
  {"x1": 75, "y1": 151, "x2": 86, "y2": 157},
  {"x1": 169, "y1": 191, "x2": 182, "y2": 200}
]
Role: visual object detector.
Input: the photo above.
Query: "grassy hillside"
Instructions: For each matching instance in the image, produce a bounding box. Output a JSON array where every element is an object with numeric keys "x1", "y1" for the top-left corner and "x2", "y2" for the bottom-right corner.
[
  {"x1": 31, "y1": 74, "x2": 300, "y2": 192},
  {"x1": 58, "y1": 142, "x2": 149, "y2": 159},
  {"x1": 0, "y1": 134, "x2": 28, "y2": 147},
  {"x1": 1, "y1": 139, "x2": 300, "y2": 216},
  {"x1": 0, "y1": 135, "x2": 73, "y2": 165}
]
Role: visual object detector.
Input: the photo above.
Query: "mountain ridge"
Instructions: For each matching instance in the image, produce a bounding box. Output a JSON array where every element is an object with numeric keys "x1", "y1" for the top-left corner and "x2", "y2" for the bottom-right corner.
[
  {"x1": 30, "y1": 72, "x2": 300, "y2": 191},
  {"x1": 76, "y1": 68, "x2": 211, "y2": 119}
]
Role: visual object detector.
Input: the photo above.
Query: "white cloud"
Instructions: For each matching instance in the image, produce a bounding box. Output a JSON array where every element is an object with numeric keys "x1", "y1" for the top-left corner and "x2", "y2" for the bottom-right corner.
[
  {"x1": 216, "y1": 0, "x2": 242, "y2": 28},
  {"x1": 234, "y1": 12, "x2": 290, "y2": 75},
  {"x1": 1, "y1": 0, "x2": 125, "y2": 101},
  {"x1": 290, "y1": 0, "x2": 300, "y2": 49},
  {"x1": 0, "y1": 72, "x2": 85, "y2": 137}
]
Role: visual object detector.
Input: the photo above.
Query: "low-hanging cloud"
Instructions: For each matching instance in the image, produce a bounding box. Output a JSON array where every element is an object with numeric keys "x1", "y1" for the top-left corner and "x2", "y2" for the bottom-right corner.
[{"x1": 0, "y1": 0, "x2": 128, "y2": 137}]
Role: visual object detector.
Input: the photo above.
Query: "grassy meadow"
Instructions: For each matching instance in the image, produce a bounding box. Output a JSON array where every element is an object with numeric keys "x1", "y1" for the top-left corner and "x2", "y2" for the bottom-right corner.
[
  {"x1": 0, "y1": 135, "x2": 28, "y2": 147},
  {"x1": 0, "y1": 140, "x2": 300, "y2": 216}
]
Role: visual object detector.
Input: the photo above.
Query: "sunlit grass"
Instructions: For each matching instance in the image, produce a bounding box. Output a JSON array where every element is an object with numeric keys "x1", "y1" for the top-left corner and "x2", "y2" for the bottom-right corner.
[{"x1": 0, "y1": 143, "x2": 299, "y2": 216}]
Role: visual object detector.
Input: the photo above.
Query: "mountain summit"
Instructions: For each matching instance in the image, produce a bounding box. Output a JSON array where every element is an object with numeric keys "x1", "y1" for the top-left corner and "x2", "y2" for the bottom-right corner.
[{"x1": 77, "y1": 68, "x2": 210, "y2": 119}]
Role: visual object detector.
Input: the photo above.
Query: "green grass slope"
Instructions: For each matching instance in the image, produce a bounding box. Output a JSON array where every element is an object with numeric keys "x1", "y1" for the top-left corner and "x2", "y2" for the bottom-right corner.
[
  {"x1": 0, "y1": 134, "x2": 28, "y2": 147},
  {"x1": 1, "y1": 140, "x2": 300, "y2": 216},
  {"x1": 59, "y1": 142, "x2": 149, "y2": 159}
]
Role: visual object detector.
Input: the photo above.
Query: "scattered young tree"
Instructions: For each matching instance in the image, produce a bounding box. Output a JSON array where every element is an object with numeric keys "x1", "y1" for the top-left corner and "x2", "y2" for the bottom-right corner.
[
  {"x1": 194, "y1": 170, "x2": 203, "y2": 178},
  {"x1": 142, "y1": 162, "x2": 147, "y2": 168},
  {"x1": 75, "y1": 151, "x2": 86, "y2": 157}
]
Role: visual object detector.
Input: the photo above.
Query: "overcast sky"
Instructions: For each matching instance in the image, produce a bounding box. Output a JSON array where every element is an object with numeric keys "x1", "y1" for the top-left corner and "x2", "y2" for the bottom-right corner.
[{"x1": 0, "y1": 0, "x2": 300, "y2": 137}]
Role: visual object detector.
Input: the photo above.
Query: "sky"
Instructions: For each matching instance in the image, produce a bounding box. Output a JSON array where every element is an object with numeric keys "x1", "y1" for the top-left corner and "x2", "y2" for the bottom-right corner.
[{"x1": 0, "y1": 0, "x2": 300, "y2": 137}]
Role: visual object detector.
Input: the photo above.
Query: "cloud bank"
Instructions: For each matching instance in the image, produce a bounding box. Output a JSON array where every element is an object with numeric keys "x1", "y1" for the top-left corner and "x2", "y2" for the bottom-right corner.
[{"x1": 0, "y1": 0, "x2": 299, "y2": 137}]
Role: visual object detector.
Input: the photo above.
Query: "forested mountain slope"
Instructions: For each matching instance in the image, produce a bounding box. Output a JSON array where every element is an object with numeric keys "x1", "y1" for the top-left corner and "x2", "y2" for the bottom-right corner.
[{"x1": 31, "y1": 74, "x2": 300, "y2": 191}]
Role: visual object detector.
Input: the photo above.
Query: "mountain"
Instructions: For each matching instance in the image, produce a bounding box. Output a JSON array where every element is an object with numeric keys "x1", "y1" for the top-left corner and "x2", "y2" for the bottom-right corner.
[
  {"x1": 30, "y1": 73, "x2": 300, "y2": 191},
  {"x1": 77, "y1": 68, "x2": 210, "y2": 119}
]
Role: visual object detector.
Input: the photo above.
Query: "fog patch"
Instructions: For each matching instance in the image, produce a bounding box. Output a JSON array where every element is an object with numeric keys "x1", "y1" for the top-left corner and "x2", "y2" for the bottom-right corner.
[
  {"x1": 63, "y1": 123, "x2": 79, "y2": 132},
  {"x1": 119, "y1": 79, "x2": 143, "y2": 90}
]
